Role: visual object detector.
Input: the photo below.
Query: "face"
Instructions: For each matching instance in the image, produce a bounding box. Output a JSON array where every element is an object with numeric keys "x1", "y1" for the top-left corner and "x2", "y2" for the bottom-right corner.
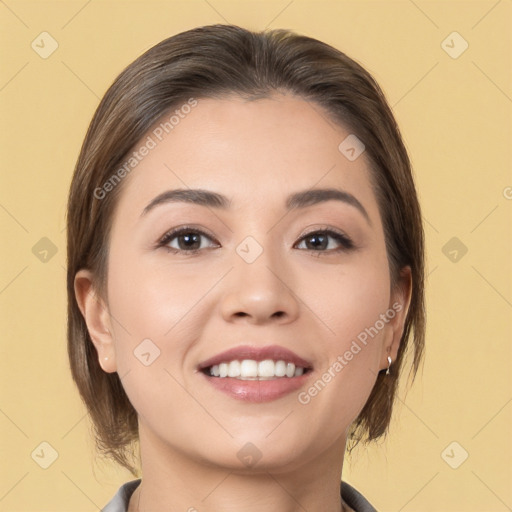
[{"x1": 77, "y1": 93, "x2": 410, "y2": 474}]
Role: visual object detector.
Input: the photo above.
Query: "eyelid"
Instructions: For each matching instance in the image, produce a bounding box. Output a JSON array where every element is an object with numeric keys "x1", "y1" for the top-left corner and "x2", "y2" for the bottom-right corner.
[
  {"x1": 297, "y1": 224, "x2": 350, "y2": 240},
  {"x1": 157, "y1": 224, "x2": 219, "y2": 247},
  {"x1": 157, "y1": 224, "x2": 356, "y2": 254},
  {"x1": 295, "y1": 226, "x2": 355, "y2": 251}
]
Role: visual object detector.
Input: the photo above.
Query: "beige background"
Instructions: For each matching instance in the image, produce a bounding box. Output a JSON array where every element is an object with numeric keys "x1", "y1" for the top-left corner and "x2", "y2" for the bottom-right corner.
[{"x1": 1, "y1": 1, "x2": 511, "y2": 510}]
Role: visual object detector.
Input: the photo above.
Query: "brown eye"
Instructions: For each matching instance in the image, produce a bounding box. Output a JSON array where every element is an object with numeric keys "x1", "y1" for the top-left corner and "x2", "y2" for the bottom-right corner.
[
  {"x1": 295, "y1": 230, "x2": 354, "y2": 254},
  {"x1": 157, "y1": 226, "x2": 354, "y2": 256},
  {"x1": 158, "y1": 227, "x2": 218, "y2": 254}
]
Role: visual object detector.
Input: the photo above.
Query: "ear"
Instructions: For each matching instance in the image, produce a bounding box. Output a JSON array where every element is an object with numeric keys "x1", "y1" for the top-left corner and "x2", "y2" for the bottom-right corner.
[
  {"x1": 74, "y1": 269, "x2": 117, "y2": 373},
  {"x1": 380, "y1": 266, "x2": 413, "y2": 371}
]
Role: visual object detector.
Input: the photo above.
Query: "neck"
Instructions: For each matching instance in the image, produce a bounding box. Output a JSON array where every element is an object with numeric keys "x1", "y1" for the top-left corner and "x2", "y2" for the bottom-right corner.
[{"x1": 128, "y1": 428, "x2": 352, "y2": 512}]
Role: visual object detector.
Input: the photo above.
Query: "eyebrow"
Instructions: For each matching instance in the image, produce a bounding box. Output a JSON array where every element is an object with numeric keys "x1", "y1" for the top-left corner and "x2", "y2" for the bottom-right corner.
[{"x1": 140, "y1": 187, "x2": 371, "y2": 225}]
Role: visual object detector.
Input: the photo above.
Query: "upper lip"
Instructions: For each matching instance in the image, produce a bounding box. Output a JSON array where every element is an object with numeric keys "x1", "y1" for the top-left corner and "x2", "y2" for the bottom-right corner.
[{"x1": 198, "y1": 344, "x2": 313, "y2": 371}]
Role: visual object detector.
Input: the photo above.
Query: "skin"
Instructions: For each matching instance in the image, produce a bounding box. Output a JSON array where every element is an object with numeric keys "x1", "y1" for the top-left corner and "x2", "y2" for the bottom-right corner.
[{"x1": 75, "y1": 93, "x2": 412, "y2": 512}]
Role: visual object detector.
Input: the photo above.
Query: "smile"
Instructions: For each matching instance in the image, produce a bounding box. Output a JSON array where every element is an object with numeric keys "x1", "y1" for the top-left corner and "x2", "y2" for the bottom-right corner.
[
  {"x1": 198, "y1": 345, "x2": 313, "y2": 402},
  {"x1": 205, "y1": 359, "x2": 308, "y2": 379}
]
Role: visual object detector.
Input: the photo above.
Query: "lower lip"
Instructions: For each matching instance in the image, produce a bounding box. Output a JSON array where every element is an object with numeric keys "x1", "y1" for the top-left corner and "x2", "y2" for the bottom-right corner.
[{"x1": 202, "y1": 372, "x2": 310, "y2": 403}]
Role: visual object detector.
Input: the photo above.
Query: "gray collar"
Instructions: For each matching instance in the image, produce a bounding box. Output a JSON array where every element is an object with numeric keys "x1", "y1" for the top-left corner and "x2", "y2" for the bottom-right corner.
[{"x1": 102, "y1": 478, "x2": 377, "y2": 511}]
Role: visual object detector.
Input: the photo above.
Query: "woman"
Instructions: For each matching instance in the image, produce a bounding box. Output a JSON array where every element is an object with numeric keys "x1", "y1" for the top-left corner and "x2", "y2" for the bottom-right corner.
[{"x1": 67, "y1": 24, "x2": 425, "y2": 512}]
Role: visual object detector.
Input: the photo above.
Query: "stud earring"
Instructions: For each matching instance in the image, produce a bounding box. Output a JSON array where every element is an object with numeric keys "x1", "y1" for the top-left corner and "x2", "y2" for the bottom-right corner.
[{"x1": 386, "y1": 356, "x2": 392, "y2": 375}]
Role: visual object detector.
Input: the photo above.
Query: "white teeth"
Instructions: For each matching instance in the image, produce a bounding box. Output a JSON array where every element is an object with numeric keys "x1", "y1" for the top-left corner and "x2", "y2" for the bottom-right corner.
[
  {"x1": 240, "y1": 359, "x2": 258, "y2": 378},
  {"x1": 258, "y1": 359, "x2": 275, "y2": 377},
  {"x1": 207, "y1": 359, "x2": 306, "y2": 379},
  {"x1": 227, "y1": 360, "x2": 241, "y2": 377},
  {"x1": 275, "y1": 360, "x2": 286, "y2": 377},
  {"x1": 219, "y1": 363, "x2": 228, "y2": 378}
]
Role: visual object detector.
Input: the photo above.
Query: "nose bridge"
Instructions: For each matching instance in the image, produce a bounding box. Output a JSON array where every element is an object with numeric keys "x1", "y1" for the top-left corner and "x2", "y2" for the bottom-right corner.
[{"x1": 219, "y1": 231, "x2": 299, "y2": 324}]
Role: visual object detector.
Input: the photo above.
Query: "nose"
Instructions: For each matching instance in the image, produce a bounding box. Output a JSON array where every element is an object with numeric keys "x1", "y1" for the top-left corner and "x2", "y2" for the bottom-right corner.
[{"x1": 220, "y1": 242, "x2": 300, "y2": 325}]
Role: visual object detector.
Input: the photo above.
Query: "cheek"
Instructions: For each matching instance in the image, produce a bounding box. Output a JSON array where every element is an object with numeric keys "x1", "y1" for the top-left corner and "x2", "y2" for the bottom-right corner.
[
  {"x1": 104, "y1": 257, "x2": 198, "y2": 423},
  {"x1": 105, "y1": 253, "x2": 220, "y2": 409},
  {"x1": 107, "y1": 252, "x2": 213, "y2": 342},
  {"x1": 310, "y1": 252, "x2": 391, "y2": 349},
  {"x1": 299, "y1": 254, "x2": 391, "y2": 419}
]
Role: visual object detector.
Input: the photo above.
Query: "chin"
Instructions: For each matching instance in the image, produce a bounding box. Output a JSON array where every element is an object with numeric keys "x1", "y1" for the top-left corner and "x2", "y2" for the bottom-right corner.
[{"x1": 195, "y1": 430, "x2": 318, "y2": 474}]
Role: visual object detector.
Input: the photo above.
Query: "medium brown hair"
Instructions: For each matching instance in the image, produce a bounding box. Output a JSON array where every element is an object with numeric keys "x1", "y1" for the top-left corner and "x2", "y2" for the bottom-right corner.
[{"x1": 67, "y1": 24, "x2": 425, "y2": 475}]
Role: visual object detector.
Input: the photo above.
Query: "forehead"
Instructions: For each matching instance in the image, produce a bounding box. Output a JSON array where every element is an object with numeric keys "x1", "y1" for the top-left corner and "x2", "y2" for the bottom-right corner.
[{"x1": 112, "y1": 94, "x2": 379, "y2": 222}]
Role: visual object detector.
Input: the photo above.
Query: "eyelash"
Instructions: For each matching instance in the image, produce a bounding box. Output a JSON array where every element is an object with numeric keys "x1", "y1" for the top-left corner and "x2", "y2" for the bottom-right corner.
[{"x1": 156, "y1": 225, "x2": 355, "y2": 256}]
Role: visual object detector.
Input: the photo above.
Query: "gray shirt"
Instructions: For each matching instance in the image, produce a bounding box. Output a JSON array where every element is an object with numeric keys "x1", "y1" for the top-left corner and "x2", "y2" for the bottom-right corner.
[{"x1": 102, "y1": 479, "x2": 377, "y2": 511}]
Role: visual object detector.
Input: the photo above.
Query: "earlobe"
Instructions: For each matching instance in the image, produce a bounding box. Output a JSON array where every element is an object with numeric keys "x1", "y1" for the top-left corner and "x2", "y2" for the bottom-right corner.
[
  {"x1": 381, "y1": 266, "x2": 413, "y2": 370},
  {"x1": 74, "y1": 269, "x2": 117, "y2": 373}
]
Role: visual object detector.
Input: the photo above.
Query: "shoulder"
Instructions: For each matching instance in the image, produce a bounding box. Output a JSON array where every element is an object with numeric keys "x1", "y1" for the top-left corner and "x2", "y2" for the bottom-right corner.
[
  {"x1": 341, "y1": 480, "x2": 378, "y2": 512},
  {"x1": 102, "y1": 479, "x2": 141, "y2": 512}
]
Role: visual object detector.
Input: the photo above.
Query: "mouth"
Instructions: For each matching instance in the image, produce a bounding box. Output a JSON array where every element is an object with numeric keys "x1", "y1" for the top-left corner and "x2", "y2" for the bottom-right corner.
[
  {"x1": 202, "y1": 359, "x2": 311, "y2": 380},
  {"x1": 198, "y1": 345, "x2": 313, "y2": 402}
]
